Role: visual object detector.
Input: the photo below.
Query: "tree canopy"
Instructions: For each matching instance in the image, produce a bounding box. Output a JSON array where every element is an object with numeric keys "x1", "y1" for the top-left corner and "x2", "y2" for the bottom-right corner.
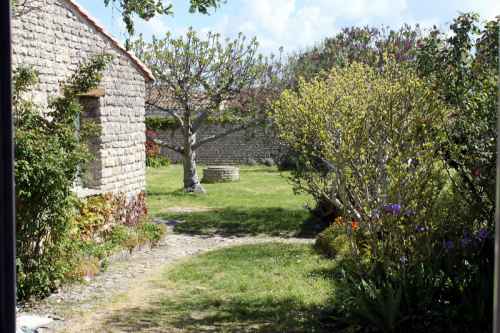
[{"x1": 134, "y1": 29, "x2": 282, "y2": 192}]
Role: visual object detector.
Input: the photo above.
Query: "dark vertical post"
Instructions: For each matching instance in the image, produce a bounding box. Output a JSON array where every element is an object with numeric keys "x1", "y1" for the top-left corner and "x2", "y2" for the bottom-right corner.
[
  {"x1": 0, "y1": 0, "x2": 17, "y2": 332},
  {"x1": 494, "y1": 28, "x2": 500, "y2": 333}
]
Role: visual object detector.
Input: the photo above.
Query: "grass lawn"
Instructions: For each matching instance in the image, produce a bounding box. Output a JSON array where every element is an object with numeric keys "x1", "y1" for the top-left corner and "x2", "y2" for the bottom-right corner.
[
  {"x1": 146, "y1": 165, "x2": 314, "y2": 237},
  {"x1": 101, "y1": 243, "x2": 335, "y2": 333}
]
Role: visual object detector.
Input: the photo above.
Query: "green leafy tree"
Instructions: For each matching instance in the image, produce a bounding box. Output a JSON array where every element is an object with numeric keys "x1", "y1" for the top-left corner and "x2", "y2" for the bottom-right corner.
[
  {"x1": 14, "y1": 55, "x2": 111, "y2": 300},
  {"x1": 103, "y1": 0, "x2": 224, "y2": 36},
  {"x1": 133, "y1": 29, "x2": 281, "y2": 193},
  {"x1": 416, "y1": 13, "x2": 500, "y2": 228}
]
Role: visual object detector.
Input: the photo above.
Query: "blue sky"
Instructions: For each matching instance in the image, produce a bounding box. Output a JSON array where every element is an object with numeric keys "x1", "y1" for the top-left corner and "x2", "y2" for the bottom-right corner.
[{"x1": 77, "y1": 0, "x2": 500, "y2": 54}]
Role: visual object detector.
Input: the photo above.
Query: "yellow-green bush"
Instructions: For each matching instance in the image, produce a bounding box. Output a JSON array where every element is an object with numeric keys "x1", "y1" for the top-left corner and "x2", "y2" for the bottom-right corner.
[{"x1": 314, "y1": 223, "x2": 350, "y2": 258}]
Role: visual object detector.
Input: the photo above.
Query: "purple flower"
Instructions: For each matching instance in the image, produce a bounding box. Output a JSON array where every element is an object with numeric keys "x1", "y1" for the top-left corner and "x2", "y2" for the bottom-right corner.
[
  {"x1": 399, "y1": 255, "x2": 409, "y2": 265},
  {"x1": 476, "y1": 228, "x2": 489, "y2": 241},
  {"x1": 443, "y1": 240, "x2": 454, "y2": 251},
  {"x1": 383, "y1": 204, "x2": 402, "y2": 215},
  {"x1": 415, "y1": 225, "x2": 428, "y2": 233}
]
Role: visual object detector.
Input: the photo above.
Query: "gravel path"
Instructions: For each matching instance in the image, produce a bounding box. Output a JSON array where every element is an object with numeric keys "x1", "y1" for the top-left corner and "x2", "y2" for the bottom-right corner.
[{"x1": 21, "y1": 222, "x2": 314, "y2": 332}]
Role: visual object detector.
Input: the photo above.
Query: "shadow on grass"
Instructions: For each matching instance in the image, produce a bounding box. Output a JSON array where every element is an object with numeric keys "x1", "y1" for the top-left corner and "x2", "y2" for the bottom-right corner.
[
  {"x1": 147, "y1": 188, "x2": 191, "y2": 197},
  {"x1": 100, "y1": 243, "x2": 338, "y2": 332},
  {"x1": 102, "y1": 295, "x2": 334, "y2": 333},
  {"x1": 158, "y1": 207, "x2": 311, "y2": 238},
  {"x1": 239, "y1": 167, "x2": 282, "y2": 174}
]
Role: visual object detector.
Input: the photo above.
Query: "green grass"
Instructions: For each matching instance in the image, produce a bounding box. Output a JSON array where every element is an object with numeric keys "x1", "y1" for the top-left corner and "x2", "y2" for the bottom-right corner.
[
  {"x1": 102, "y1": 243, "x2": 336, "y2": 332},
  {"x1": 147, "y1": 165, "x2": 314, "y2": 237}
]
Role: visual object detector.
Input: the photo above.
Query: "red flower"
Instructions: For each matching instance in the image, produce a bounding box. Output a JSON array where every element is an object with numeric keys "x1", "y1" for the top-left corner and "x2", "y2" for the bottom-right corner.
[{"x1": 351, "y1": 220, "x2": 359, "y2": 231}]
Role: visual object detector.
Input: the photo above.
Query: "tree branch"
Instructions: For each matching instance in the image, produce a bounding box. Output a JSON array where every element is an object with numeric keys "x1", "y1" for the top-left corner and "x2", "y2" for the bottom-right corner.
[
  {"x1": 152, "y1": 138, "x2": 184, "y2": 154},
  {"x1": 192, "y1": 109, "x2": 210, "y2": 133},
  {"x1": 146, "y1": 102, "x2": 184, "y2": 128},
  {"x1": 193, "y1": 121, "x2": 256, "y2": 149}
]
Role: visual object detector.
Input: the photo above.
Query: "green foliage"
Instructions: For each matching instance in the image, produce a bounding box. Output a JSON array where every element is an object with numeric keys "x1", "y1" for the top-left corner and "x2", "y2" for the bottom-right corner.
[
  {"x1": 14, "y1": 55, "x2": 111, "y2": 300},
  {"x1": 273, "y1": 61, "x2": 449, "y2": 227},
  {"x1": 146, "y1": 116, "x2": 181, "y2": 131},
  {"x1": 273, "y1": 51, "x2": 495, "y2": 331},
  {"x1": 138, "y1": 221, "x2": 167, "y2": 246},
  {"x1": 147, "y1": 155, "x2": 171, "y2": 168},
  {"x1": 314, "y1": 222, "x2": 350, "y2": 259},
  {"x1": 416, "y1": 13, "x2": 499, "y2": 228},
  {"x1": 145, "y1": 113, "x2": 242, "y2": 132},
  {"x1": 102, "y1": 0, "x2": 224, "y2": 37}
]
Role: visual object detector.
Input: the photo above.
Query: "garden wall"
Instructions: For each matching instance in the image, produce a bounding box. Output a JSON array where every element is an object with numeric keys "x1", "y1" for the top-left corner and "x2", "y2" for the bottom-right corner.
[{"x1": 156, "y1": 125, "x2": 282, "y2": 165}]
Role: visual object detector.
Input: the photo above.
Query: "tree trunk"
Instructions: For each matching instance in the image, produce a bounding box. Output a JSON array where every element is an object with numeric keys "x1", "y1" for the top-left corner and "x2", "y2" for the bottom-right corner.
[{"x1": 182, "y1": 133, "x2": 205, "y2": 193}]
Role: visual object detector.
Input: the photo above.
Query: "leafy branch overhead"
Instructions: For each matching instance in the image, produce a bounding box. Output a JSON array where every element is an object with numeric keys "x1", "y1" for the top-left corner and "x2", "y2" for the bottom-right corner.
[{"x1": 102, "y1": 0, "x2": 225, "y2": 36}]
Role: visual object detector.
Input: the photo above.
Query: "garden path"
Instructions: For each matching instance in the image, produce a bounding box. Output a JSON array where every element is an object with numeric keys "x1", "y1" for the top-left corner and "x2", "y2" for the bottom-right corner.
[{"x1": 23, "y1": 221, "x2": 313, "y2": 332}]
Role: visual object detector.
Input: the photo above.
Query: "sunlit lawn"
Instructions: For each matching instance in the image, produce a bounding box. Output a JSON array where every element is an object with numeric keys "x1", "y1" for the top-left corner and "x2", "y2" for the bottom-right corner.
[
  {"x1": 101, "y1": 243, "x2": 335, "y2": 333},
  {"x1": 146, "y1": 165, "x2": 314, "y2": 237}
]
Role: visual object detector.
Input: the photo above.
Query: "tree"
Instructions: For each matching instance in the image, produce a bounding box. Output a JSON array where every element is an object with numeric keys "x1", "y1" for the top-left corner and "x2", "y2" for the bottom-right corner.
[
  {"x1": 416, "y1": 13, "x2": 499, "y2": 227},
  {"x1": 133, "y1": 29, "x2": 281, "y2": 193},
  {"x1": 287, "y1": 25, "x2": 421, "y2": 88}
]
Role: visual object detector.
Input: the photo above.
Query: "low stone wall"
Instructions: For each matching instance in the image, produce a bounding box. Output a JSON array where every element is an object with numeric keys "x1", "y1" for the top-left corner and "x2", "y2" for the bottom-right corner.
[
  {"x1": 202, "y1": 166, "x2": 240, "y2": 183},
  {"x1": 156, "y1": 124, "x2": 282, "y2": 165}
]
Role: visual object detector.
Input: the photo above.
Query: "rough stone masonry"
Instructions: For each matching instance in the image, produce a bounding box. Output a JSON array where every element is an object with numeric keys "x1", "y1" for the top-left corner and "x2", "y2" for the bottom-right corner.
[{"x1": 11, "y1": 0, "x2": 154, "y2": 196}]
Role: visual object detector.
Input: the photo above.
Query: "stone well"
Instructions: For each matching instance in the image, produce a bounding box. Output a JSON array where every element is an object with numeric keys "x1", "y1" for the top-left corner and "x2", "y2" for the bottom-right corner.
[{"x1": 201, "y1": 166, "x2": 240, "y2": 183}]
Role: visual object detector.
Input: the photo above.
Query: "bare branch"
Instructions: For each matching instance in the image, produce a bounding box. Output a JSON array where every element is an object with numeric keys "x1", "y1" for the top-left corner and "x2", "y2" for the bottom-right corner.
[
  {"x1": 146, "y1": 102, "x2": 184, "y2": 128},
  {"x1": 193, "y1": 121, "x2": 256, "y2": 149},
  {"x1": 152, "y1": 138, "x2": 184, "y2": 154}
]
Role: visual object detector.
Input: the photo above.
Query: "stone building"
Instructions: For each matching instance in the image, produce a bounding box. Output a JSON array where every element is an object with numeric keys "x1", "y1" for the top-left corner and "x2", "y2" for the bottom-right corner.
[{"x1": 12, "y1": 0, "x2": 154, "y2": 196}]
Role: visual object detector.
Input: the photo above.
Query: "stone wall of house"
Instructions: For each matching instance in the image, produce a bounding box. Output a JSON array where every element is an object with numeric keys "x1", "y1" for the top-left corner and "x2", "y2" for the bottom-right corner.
[
  {"x1": 156, "y1": 124, "x2": 282, "y2": 165},
  {"x1": 12, "y1": 0, "x2": 147, "y2": 195}
]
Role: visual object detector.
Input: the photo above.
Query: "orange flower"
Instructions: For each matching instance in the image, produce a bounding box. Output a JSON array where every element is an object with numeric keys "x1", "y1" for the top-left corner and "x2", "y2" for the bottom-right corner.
[
  {"x1": 334, "y1": 216, "x2": 344, "y2": 226},
  {"x1": 351, "y1": 220, "x2": 359, "y2": 231}
]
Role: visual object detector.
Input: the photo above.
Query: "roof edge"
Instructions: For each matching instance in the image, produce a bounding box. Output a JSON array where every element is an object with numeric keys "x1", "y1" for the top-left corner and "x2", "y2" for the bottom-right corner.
[{"x1": 66, "y1": 0, "x2": 155, "y2": 82}]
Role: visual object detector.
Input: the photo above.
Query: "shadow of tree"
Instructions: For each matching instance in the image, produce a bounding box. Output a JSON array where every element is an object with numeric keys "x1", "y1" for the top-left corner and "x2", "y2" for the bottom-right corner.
[
  {"x1": 157, "y1": 207, "x2": 312, "y2": 238},
  {"x1": 99, "y1": 243, "x2": 338, "y2": 332},
  {"x1": 102, "y1": 294, "x2": 334, "y2": 333}
]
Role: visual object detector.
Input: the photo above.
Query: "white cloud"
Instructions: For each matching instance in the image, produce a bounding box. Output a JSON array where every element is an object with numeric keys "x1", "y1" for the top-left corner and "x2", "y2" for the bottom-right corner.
[
  {"x1": 198, "y1": 0, "x2": 415, "y2": 54},
  {"x1": 454, "y1": 0, "x2": 500, "y2": 20},
  {"x1": 136, "y1": 0, "x2": 499, "y2": 54}
]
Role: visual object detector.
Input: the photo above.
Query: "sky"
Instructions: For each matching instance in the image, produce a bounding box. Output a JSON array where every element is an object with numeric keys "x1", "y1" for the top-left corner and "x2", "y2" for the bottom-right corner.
[{"x1": 77, "y1": 0, "x2": 500, "y2": 55}]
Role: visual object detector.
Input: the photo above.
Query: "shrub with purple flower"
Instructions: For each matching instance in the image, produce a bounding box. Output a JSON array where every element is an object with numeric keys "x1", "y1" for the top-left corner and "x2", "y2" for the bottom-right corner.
[{"x1": 383, "y1": 203, "x2": 402, "y2": 215}]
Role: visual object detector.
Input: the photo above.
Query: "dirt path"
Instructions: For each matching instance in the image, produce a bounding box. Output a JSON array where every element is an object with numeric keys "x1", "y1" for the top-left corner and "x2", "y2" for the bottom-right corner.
[{"x1": 22, "y1": 223, "x2": 314, "y2": 332}]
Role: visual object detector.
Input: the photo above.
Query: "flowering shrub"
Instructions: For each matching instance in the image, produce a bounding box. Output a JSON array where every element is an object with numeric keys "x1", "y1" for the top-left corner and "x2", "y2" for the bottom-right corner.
[
  {"x1": 273, "y1": 57, "x2": 493, "y2": 331},
  {"x1": 145, "y1": 129, "x2": 170, "y2": 168},
  {"x1": 273, "y1": 61, "x2": 449, "y2": 232}
]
